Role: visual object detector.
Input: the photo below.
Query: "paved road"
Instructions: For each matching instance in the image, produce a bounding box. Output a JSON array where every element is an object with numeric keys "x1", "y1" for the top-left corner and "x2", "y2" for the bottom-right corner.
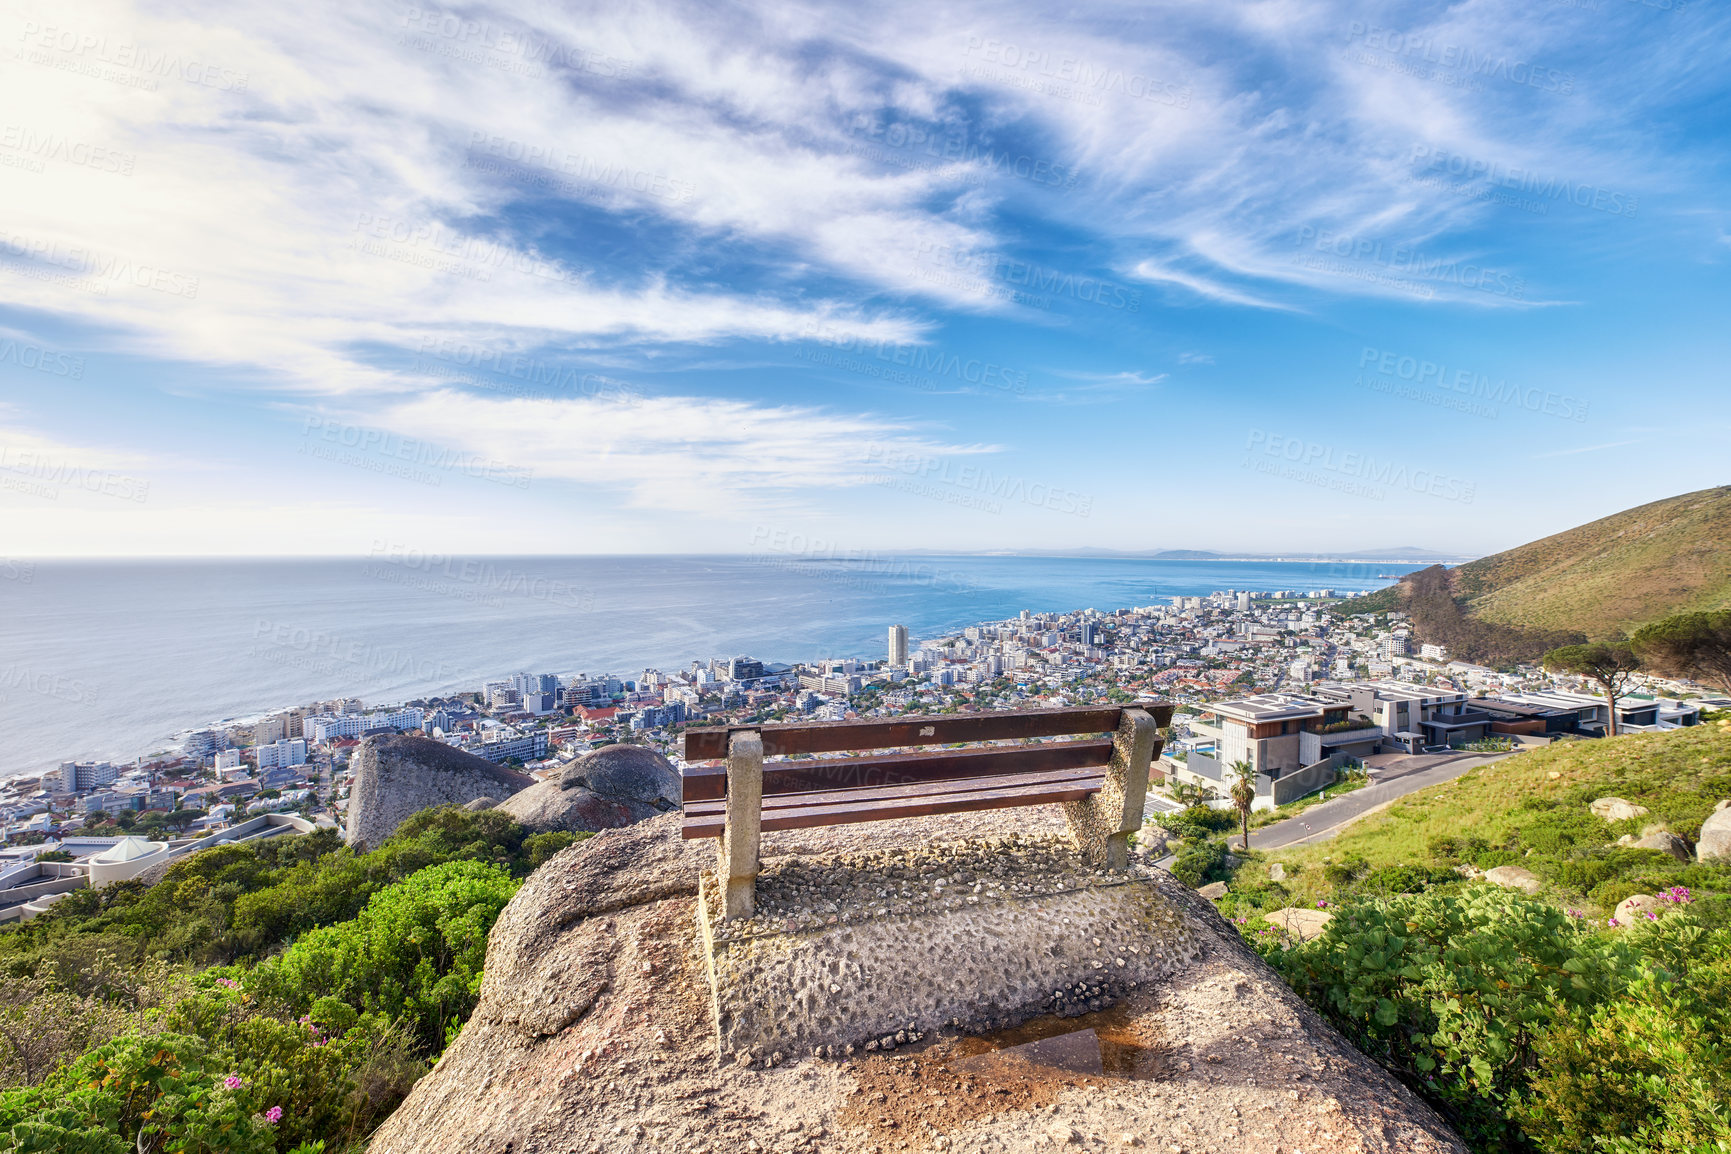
[{"x1": 1246, "y1": 752, "x2": 1509, "y2": 851}]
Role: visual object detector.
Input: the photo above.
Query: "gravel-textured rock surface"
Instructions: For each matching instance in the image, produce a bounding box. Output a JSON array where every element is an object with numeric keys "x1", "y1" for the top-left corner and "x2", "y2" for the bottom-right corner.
[
  {"x1": 345, "y1": 735, "x2": 534, "y2": 849},
  {"x1": 369, "y1": 811, "x2": 1466, "y2": 1154},
  {"x1": 496, "y1": 743, "x2": 681, "y2": 833},
  {"x1": 709, "y1": 834, "x2": 1151, "y2": 942}
]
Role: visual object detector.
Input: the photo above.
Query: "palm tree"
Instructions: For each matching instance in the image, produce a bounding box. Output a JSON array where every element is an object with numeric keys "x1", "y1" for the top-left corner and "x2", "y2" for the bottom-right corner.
[{"x1": 1229, "y1": 759, "x2": 1257, "y2": 852}]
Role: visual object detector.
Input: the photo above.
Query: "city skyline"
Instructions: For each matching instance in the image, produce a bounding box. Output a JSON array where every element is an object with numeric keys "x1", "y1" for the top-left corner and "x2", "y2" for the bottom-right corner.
[{"x1": 2, "y1": 1, "x2": 1728, "y2": 559}]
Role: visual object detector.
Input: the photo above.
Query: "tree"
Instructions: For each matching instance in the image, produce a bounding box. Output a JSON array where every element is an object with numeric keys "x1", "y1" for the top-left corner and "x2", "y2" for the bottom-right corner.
[
  {"x1": 116, "y1": 810, "x2": 136, "y2": 830},
  {"x1": 1630, "y1": 609, "x2": 1731, "y2": 694},
  {"x1": 1229, "y1": 759, "x2": 1257, "y2": 851},
  {"x1": 1543, "y1": 643, "x2": 1642, "y2": 736}
]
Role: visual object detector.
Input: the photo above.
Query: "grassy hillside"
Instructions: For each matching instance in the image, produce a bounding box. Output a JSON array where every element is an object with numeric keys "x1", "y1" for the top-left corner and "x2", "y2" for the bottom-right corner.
[
  {"x1": 1457, "y1": 486, "x2": 1731, "y2": 640},
  {"x1": 1248, "y1": 723, "x2": 1731, "y2": 917}
]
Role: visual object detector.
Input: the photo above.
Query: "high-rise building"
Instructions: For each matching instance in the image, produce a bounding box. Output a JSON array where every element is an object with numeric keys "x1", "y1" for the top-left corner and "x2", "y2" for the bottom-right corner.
[
  {"x1": 253, "y1": 715, "x2": 286, "y2": 744},
  {"x1": 887, "y1": 625, "x2": 908, "y2": 667}
]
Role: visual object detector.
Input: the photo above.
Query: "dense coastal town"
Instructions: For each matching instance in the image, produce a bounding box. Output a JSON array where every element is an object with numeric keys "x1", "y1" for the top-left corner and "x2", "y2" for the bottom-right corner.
[{"x1": 3, "y1": 585, "x2": 1715, "y2": 885}]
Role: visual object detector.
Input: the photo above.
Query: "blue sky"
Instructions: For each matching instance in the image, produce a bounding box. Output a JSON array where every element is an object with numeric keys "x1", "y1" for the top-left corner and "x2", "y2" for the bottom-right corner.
[{"x1": 1, "y1": 0, "x2": 1727, "y2": 558}]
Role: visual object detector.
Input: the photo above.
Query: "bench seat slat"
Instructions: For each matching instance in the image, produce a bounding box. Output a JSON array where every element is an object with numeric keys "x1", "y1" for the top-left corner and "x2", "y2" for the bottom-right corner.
[
  {"x1": 681, "y1": 737, "x2": 1115, "y2": 802},
  {"x1": 680, "y1": 769, "x2": 1104, "y2": 839},
  {"x1": 684, "y1": 765, "x2": 1106, "y2": 816},
  {"x1": 683, "y1": 702, "x2": 1172, "y2": 760}
]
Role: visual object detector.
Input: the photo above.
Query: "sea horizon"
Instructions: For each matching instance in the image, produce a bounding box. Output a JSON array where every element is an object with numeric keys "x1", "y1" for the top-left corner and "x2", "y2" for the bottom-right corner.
[{"x1": 0, "y1": 554, "x2": 1424, "y2": 778}]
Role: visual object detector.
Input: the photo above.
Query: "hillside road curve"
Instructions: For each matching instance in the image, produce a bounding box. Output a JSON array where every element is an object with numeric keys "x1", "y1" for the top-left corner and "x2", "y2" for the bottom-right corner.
[{"x1": 1246, "y1": 751, "x2": 1512, "y2": 852}]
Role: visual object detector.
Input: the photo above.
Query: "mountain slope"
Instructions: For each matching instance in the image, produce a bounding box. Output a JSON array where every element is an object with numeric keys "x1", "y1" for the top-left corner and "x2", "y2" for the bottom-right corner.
[{"x1": 1457, "y1": 486, "x2": 1731, "y2": 640}]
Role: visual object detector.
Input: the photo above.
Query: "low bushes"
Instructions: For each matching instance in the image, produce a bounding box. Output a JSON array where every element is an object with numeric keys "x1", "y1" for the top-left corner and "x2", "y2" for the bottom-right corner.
[{"x1": 1254, "y1": 885, "x2": 1731, "y2": 1153}]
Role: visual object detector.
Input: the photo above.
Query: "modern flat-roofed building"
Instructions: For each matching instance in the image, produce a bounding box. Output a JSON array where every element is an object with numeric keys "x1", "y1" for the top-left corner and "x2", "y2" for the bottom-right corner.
[{"x1": 1315, "y1": 680, "x2": 1490, "y2": 752}]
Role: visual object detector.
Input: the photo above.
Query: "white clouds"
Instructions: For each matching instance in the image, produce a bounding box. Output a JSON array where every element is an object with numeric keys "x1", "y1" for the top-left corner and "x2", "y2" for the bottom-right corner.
[{"x1": 364, "y1": 389, "x2": 996, "y2": 515}]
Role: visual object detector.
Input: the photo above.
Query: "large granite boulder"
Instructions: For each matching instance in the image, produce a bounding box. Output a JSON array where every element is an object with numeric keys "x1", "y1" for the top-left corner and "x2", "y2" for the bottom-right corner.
[
  {"x1": 345, "y1": 735, "x2": 535, "y2": 849},
  {"x1": 494, "y1": 743, "x2": 680, "y2": 834},
  {"x1": 1698, "y1": 802, "x2": 1731, "y2": 862},
  {"x1": 366, "y1": 812, "x2": 1467, "y2": 1154}
]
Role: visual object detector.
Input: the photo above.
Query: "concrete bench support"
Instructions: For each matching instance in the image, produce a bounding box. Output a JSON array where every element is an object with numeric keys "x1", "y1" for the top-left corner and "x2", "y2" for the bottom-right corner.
[
  {"x1": 719, "y1": 729, "x2": 763, "y2": 919},
  {"x1": 1063, "y1": 707, "x2": 1155, "y2": 869}
]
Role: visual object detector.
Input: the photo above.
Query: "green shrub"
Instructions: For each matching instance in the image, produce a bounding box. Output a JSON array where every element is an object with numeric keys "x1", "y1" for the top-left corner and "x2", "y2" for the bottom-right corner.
[
  {"x1": 250, "y1": 860, "x2": 518, "y2": 1052},
  {"x1": 1519, "y1": 926, "x2": 1731, "y2": 1153},
  {"x1": 0, "y1": 1031, "x2": 277, "y2": 1154},
  {"x1": 1157, "y1": 804, "x2": 1236, "y2": 842},
  {"x1": 1268, "y1": 887, "x2": 1604, "y2": 1148},
  {"x1": 1170, "y1": 839, "x2": 1229, "y2": 888}
]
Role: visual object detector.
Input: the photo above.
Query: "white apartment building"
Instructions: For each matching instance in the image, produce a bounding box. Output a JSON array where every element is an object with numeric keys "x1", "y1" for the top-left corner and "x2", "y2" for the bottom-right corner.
[{"x1": 256, "y1": 738, "x2": 308, "y2": 770}]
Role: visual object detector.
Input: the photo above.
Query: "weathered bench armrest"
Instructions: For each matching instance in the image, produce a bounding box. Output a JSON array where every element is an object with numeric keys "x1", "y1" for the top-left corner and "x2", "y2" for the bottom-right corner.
[{"x1": 1062, "y1": 707, "x2": 1159, "y2": 869}]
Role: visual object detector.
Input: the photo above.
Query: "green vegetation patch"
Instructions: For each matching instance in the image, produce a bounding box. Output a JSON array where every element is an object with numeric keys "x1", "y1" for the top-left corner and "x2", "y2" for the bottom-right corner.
[{"x1": 0, "y1": 806, "x2": 590, "y2": 1153}]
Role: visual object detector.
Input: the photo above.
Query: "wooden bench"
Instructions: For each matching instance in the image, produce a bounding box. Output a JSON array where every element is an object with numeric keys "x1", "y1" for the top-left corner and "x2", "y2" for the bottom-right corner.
[{"x1": 681, "y1": 702, "x2": 1173, "y2": 919}]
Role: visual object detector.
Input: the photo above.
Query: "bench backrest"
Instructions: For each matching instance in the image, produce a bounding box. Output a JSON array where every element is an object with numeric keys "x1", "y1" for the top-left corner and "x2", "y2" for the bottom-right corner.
[{"x1": 681, "y1": 702, "x2": 1175, "y2": 801}]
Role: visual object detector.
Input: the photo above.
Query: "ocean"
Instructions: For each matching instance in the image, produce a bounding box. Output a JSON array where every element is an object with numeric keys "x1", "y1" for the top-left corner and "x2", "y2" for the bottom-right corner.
[{"x1": 0, "y1": 554, "x2": 1422, "y2": 777}]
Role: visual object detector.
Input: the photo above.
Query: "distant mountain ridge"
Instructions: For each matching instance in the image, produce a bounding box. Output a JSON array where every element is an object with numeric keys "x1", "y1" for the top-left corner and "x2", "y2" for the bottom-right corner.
[{"x1": 1342, "y1": 486, "x2": 1731, "y2": 661}]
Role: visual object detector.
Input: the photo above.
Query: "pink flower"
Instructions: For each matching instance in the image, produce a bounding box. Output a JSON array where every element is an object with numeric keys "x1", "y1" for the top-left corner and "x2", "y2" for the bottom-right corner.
[
  {"x1": 1607, "y1": 918, "x2": 1619, "y2": 927},
  {"x1": 224, "y1": 1075, "x2": 242, "y2": 1090},
  {"x1": 264, "y1": 1106, "x2": 282, "y2": 1124}
]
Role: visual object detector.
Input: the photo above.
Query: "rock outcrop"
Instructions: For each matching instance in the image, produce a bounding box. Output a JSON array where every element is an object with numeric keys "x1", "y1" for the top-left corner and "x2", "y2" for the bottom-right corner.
[
  {"x1": 1483, "y1": 865, "x2": 1543, "y2": 894},
  {"x1": 494, "y1": 742, "x2": 680, "y2": 833},
  {"x1": 1632, "y1": 830, "x2": 1692, "y2": 862},
  {"x1": 368, "y1": 809, "x2": 1467, "y2": 1154},
  {"x1": 1699, "y1": 802, "x2": 1731, "y2": 862},
  {"x1": 1266, "y1": 906, "x2": 1333, "y2": 942},
  {"x1": 1590, "y1": 797, "x2": 1649, "y2": 823},
  {"x1": 345, "y1": 735, "x2": 535, "y2": 849}
]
